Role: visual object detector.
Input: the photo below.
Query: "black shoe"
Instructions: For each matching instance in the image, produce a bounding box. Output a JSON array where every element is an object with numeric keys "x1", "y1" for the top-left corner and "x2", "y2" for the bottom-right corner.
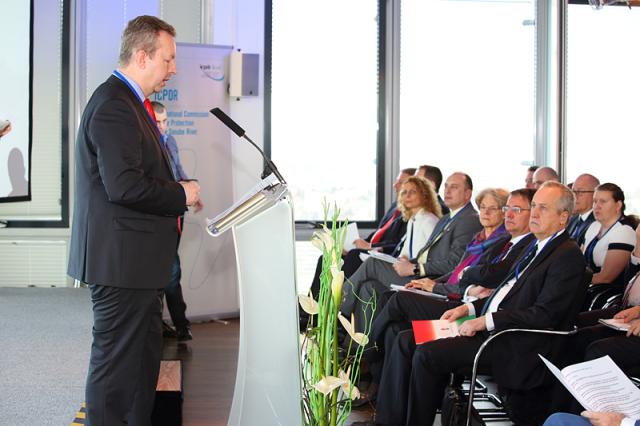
[
  {"x1": 162, "y1": 321, "x2": 177, "y2": 338},
  {"x1": 176, "y1": 326, "x2": 193, "y2": 341}
]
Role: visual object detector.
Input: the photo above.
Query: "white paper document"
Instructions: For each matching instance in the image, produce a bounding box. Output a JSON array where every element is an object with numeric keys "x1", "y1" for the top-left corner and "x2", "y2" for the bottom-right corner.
[
  {"x1": 598, "y1": 318, "x2": 632, "y2": 332},
  {"x1": 540, "y1": 355, "x2": 640, "y2": 418},
  {"x1": 367, "y1": 251, "x2": 399, "y2": 264},
  {"x1": 390, "y1": 284, "x2": 448, "y2": 300},
  {"x1": 342, "y1": 223, "x2": 360, "y2": 252}
]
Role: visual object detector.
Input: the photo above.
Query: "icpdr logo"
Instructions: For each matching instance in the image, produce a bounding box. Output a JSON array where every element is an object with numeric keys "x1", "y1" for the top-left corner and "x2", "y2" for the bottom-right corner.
[{"x1": 199, "y1": 64, "x2": 224, "y2": 81}]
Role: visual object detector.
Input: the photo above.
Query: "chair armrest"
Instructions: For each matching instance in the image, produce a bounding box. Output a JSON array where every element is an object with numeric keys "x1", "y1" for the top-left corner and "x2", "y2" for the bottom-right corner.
[{"x1": 465, "y1": 327, "x2": 577, "y2": 426}]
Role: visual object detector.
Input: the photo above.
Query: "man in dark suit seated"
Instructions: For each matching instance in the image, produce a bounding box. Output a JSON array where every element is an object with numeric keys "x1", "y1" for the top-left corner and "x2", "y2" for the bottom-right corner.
[
  {"x1": 339, "y1": 172, "x2": 482, "y2": 328},
  {"x1": 566, "y1": 173, "x2": 599, "y2": 247},
  {"x1": 358, "y1": 188, "x2": 536, "y2": 403},
  {"x1": 67, "y1": 16, "x2": 201, "y2": 425},
  {"x1": 373, "y1": 182, "x2": 586, "y2": 426}
]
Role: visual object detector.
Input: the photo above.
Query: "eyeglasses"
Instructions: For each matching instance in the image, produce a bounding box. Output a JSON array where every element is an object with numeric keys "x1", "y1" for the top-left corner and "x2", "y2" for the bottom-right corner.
[
  {"x1": 572, "y1": 190, "x2": 595, "y2": 195},
  {"x1": 502, "y1": 206, "x2": 530, "y2": 214}
]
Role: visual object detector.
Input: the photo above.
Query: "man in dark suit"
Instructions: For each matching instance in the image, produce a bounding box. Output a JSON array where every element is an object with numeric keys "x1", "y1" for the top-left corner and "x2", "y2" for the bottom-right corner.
[
  {"x1": 374, "y1": 182, "x2": 586, "y2": 426},
  {"x1": 339, "y1": 172, "x2": 482, "y2": 330},
  {"x1": 68, "y1": 16, "x2": 200, "y2": 426},
  {"x1": 566, "y1": 173, "x2": 599, "y2": 246}
]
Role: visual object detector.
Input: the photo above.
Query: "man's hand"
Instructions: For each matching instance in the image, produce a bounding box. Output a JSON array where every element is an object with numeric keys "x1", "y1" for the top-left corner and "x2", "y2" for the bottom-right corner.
[
  {"x1": 467, "y1": 286, "x2": 493, "y2": 299},
  {"x1": 440, "y1": 304, "x2": 469, "y2": 322},
  {"x1": 0, "y1": 123, "x2": 12, "y2": 138},
  {"x1": 192, "y1": 199, "x2": 204, "y2": 213},
  {"x1": 405, "y1": 277, "x2": 435, "y2": 292},
  {"x1": 581, "y1": 411, "x2": 625, "y2": 426},
  {"x1": 180, "y1": 180, "x2": 201, "y2": 206},
  {"x1": 614, "y1": 305, "x2": 640, "y2": 323},
  {"x1": 393, "y1": 256, "x2": 415, "y2": 277},
  {"x1": 457, "y1": 317, "x2": 486, "y2": 337},
  {"x1": 627, "y1": 319, "x2": 640, "y2": 337},
  {"x1": 353, "y1": 239, "x2": 371, "y2": 250}
]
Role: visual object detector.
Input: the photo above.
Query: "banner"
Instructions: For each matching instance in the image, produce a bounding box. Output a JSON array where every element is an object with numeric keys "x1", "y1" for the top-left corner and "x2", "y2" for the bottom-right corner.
[{"x1": 153, "y1": 43, "x2": 238, "y2": 318}]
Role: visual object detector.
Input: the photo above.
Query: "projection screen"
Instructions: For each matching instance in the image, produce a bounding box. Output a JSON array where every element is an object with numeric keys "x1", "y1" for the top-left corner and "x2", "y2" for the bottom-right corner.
[{"x1": 0, "y1": 1, "x2": 33, "y2": 202}]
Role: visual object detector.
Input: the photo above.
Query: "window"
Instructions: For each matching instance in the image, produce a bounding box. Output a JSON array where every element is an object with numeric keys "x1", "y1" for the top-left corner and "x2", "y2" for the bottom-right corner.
[
  {"x1": 566, "y1": 5, "x2": 640, "y2": 213},
  {"x1": 399, "y1": 0, "x2": 536, "y2": 193},
  {"x1": 269, "y1": 1, "x2": 380, "y2": 221}
]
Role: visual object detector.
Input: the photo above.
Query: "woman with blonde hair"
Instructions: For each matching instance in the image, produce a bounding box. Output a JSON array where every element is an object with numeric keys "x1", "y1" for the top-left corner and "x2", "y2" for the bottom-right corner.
[{"x1": 396, "y1": 175, "x2": 442, "y2": 259}]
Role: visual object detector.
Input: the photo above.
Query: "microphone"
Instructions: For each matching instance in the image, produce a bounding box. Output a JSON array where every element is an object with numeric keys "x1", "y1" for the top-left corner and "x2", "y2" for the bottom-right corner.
[
  {"x1": 210, "y1": 107, "x2": 245, "y2": 138},
  {"x1": 210, "y1": 108, "x2": 286, "y2": 185}
]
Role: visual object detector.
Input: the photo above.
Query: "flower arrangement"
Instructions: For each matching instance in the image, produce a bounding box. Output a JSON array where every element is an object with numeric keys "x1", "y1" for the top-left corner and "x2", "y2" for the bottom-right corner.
[{"x1": 298, "y1": 202, "x2": 376, "y2": 426}]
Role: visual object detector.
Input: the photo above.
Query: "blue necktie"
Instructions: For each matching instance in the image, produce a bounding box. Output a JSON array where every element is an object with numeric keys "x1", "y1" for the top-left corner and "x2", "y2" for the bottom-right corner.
[{"x1": 480, "y1": 242, "x2": 538, "y2": 315}]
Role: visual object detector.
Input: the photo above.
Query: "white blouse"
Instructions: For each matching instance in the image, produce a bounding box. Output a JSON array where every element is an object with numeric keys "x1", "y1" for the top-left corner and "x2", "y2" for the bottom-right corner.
[
  {"x1": 582, "y1": 221, "x2": 636, "y2": 269},
  {"x1": 399, "y1": 209, "x2": 439, "y2": 258}
]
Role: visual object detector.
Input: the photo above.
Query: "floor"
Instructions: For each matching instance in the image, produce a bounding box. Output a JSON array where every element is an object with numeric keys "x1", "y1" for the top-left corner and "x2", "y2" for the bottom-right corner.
[{"x1": 162, "y1": 319, "x2": 376, "y2": 425}]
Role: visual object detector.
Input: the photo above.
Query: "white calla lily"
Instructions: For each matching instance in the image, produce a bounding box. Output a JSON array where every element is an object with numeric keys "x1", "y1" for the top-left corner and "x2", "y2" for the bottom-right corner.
[
  {"x1": 314, "y1": 375, "x2": 346, "y2": 395},
  {"x1": 331, "y1": 271, "x2": 344, "y2": 306},
  {"x1": 298, "y1": 293, "x2": 319, "y2": 315},
  {"x1": 338, "y1": 368, "x2": 360, "y2": 400},
  {"x1": 337, "y1": 312, "x2": 369, "y2": 346}
]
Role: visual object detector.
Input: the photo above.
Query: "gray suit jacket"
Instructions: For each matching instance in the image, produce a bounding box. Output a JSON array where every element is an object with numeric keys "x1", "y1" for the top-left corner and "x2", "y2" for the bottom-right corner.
[{"x1": 414, "y1": 202, "x2": 482, "y2": 278}]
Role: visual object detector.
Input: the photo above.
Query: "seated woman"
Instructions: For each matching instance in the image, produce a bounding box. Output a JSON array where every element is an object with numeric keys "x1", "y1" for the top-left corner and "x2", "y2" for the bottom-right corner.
[
  {"x1": 582, "y1": 183, "x2": 638, "y2": 287},
  {"x1": 404, "y1": 187, "x2": 511, "y2": 297},
  {"x1": 338, "y1": 176, "x2": 442, "y2": 330}
]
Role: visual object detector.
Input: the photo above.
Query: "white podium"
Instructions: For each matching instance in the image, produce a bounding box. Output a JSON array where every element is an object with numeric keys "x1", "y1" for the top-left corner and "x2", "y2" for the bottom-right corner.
[{"x1": 207, "y1": 176, "x2": 302, "y2": 426}]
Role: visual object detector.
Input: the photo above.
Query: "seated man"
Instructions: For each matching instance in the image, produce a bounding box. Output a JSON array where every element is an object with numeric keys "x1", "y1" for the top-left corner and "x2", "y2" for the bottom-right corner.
[
  {"x1": 532, "y1": 166, "x2": 560, "y2": 189},
  {"x1": 374, "y1": 182, "x2": 586, "y2": 426},
  {"x1": 416, "y1": 164, "x2": 449, "y2": 215},
  {"x1": 339, "y1": 172, "x2": 482, "y2": 328},
  {"x1": 566, "y1": 174, "x2": 599, "y2": 246}
]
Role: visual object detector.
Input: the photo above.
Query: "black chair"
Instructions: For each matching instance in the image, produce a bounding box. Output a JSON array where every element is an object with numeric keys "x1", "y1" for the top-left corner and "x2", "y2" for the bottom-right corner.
[{"x1": 582, "y1": 283, "x2": 624, "y2": 311}]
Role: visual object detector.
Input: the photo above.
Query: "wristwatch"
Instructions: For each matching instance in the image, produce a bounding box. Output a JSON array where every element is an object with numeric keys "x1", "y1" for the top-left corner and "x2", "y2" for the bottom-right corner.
[{"x1": 413, "y1": 263, "x2": 421, "y2": 277}]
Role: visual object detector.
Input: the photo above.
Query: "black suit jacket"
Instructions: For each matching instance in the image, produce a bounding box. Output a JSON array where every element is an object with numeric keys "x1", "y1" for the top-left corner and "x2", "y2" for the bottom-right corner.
[
  {"x1": 458, "y1": 233, "x2": 537, "y2": 290},
  {"x1": 472, "y1": 232, "x2": 587, "y2": 389},
  {"x1": 68, "y1": 75, "x2": 186, "y2": 289},
  {"x1": 567, "y1": 211, "x2": 595, "y2": 247},
  {"x1": 431, "y1": 232, "x2": 512, "y2": 296}
]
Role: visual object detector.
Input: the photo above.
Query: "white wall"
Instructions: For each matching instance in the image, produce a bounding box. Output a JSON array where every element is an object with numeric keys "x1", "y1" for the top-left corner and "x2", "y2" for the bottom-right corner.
[{"x1": 0, "y1": 0, "x2": 266, "y2": 288}]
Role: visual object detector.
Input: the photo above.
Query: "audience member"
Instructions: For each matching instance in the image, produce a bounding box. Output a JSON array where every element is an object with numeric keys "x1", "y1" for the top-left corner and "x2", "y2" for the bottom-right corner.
[
  {"x1": 583, "y1": 183, "x2": 636, "y2": 286},
  {"x1": 567, "y1": 174, "x2": 600, "y2": 246},
  {"x1": 525, "y1": 165, "x2": 539, "y2": 189},
  {"x1": 339, "y1": 173, "x2": 481, "y2": 329},
  {"x1": 416, "y1": 164, "x2": 449, "y2": 214},
  {"x1": 404, "y1": 187, "x2": 510, "y2": 296},
  {"x1": 374, "y1": 182, "x2": 585, "y2": 426},
  {"x1": 361, "y1": 189, "x2": 536, "y2": 402},
  {"x1": 532, "y1": 166, "x2": 560, "y2": 188},
  {"x1": 338, "y1": 176, "x2": 443, "y2": 330}
]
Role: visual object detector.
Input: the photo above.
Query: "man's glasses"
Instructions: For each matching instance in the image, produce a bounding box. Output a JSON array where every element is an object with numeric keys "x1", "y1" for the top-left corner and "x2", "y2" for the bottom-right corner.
[{"x1": 502, "y1": 206, "x2": 530, "y2": 214}]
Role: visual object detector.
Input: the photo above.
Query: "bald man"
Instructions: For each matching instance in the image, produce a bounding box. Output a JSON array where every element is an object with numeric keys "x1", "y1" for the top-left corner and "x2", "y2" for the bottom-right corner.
[
  {"x1": 532, "y1": 166, "x2": 560, "y2": 189},
  {"x1": 567, "y1": 174, "x2": 600, "y2": 246}
]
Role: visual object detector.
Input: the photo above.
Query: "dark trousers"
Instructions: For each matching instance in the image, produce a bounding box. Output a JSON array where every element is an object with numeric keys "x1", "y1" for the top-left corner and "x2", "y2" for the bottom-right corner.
[
  {"x1": 165, "y1": 254, "x2": 189, "y2": 329},
  {"x1": 367, "y1": 291, "x2": 461, "y2": 383},
  {"x1": 375, "y1": 330, "x2": 489, "y2": 426},
  {"x1": 85, "y1": 285, "x2": 164, "y2": 426}
]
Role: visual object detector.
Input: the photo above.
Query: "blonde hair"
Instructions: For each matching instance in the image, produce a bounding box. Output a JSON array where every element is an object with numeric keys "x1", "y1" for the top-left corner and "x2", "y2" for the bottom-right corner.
[{"x1": 398, "y1": 176, "x2": 442, "y2": 221}]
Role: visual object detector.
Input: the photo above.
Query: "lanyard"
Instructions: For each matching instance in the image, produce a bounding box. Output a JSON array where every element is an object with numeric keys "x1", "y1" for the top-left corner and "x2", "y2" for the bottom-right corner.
[
  {"x1": 112, "y1": 70, "x2": 162, "y2": 136},
  {"x1": 585, "y1": 218, "x2": 620, "y2": 266}
]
